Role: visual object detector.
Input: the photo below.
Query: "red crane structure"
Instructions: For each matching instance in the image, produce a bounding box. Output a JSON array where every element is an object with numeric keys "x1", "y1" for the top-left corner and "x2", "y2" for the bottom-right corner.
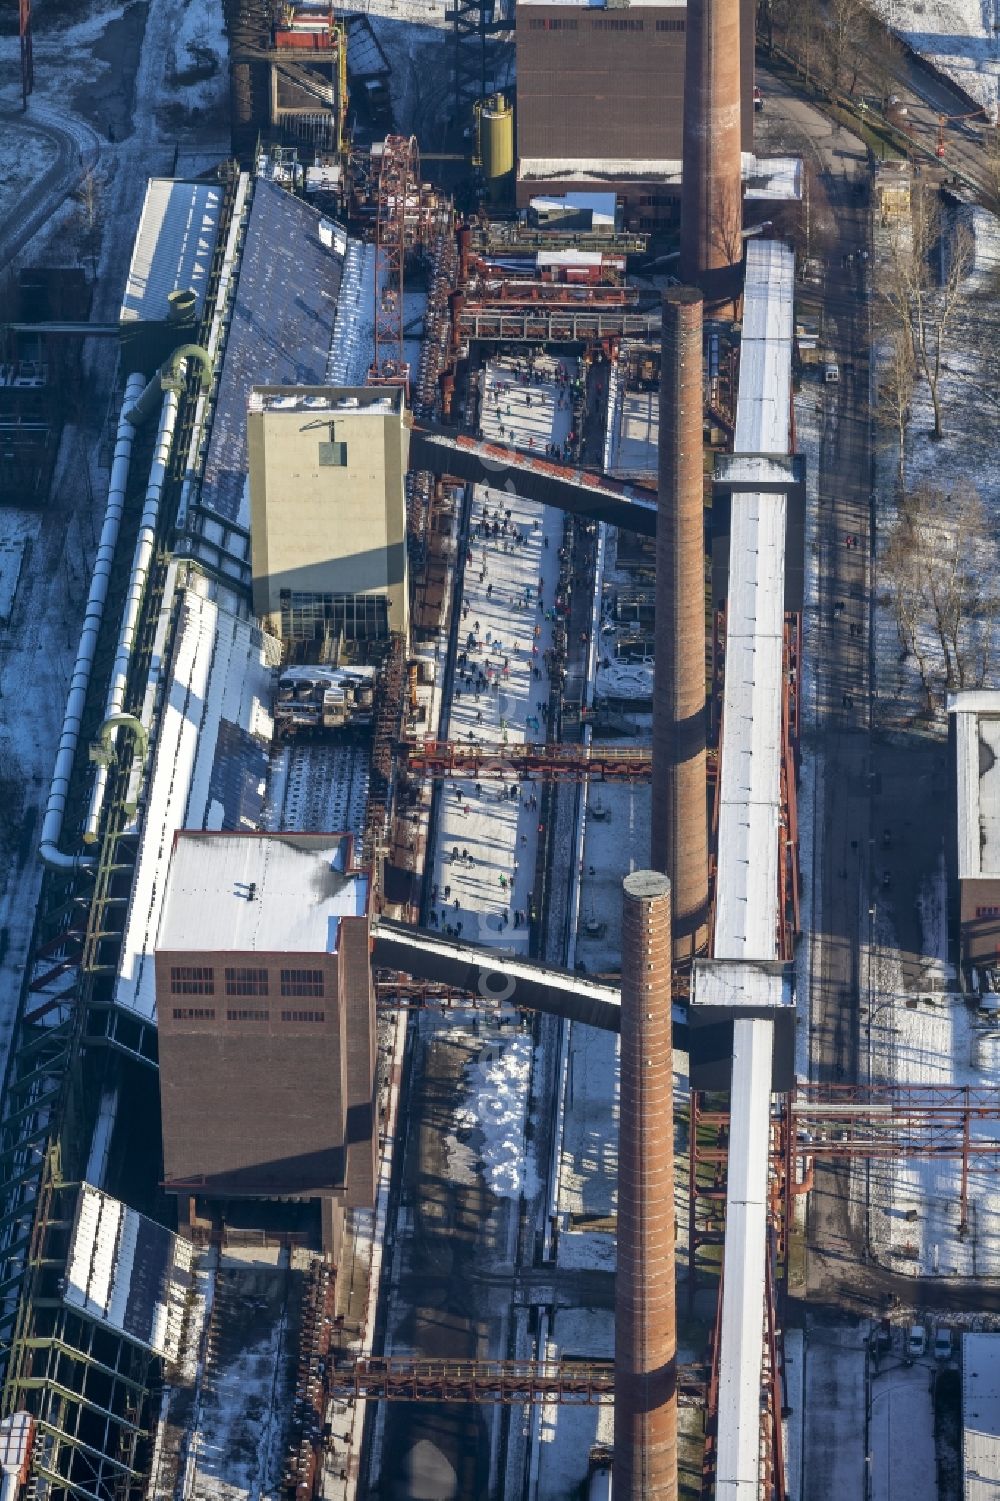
[{"x1": 369, "y1": 134, "x2": 420, "y2": 391}]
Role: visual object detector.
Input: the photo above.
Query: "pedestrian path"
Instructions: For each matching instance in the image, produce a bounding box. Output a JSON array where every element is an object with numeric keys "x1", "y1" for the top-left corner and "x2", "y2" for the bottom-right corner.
[{"x1": 479, "y1": 352, "x2": 580, "y2": 461}]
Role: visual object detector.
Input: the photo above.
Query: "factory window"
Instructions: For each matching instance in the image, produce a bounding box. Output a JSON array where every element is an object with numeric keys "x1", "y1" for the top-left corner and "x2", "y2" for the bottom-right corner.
[
  {"x1": 655, "y1": 16, "x2": 685, "y2": 29},
  {"x1": 281, "y1": 1010, "x2": 326, "y2": 1023},
  {"x1": 172, "y1": 1007, "x2": 216, "y2": 1021},
  {"x1": 319, "y1": 440, "x2": 348, "y2": 467},
  {"x1": 592, "y1": 17, "x2": 643, "y2": 30},
  {"x1": 281, "y1": 969, "x2": 325, "y2": 997},
  {"x1": 170, "y1": 966, "x2": 215, "y2": 996},
  {"x1": 977, "y1": 906, "x2": 1000, "y2": 919},
  {"x1": 225, "y1": 966, "x2": 270, "y2": 997},
  {"x1": 226, "y1": 1008, "x2": 271, "y2": 1022},
  {"x1": 527, "y1": 16, "x2": 577, "y2": 27}
]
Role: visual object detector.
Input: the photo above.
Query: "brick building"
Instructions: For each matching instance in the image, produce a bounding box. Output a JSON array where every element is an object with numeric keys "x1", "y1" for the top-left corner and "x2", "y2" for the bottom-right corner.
[
  {"x1": 514, "y1": 0, "x2": 756, "y2": 228},
  {"x1": 155, "y1": 832, "x2": 376, "y2": 1253}
]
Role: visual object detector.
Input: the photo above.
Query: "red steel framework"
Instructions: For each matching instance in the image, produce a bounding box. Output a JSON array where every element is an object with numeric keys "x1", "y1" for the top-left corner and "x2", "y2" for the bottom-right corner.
[
  {"x1": 19, "y1": 0, "x2": 33, "y2": 110},
  {"x1": 327, "y1": 1356, "x2": 707, "y2": 1406},
  {"x1": 369, "y1": 135, "x2": 420, "y2": 391}
]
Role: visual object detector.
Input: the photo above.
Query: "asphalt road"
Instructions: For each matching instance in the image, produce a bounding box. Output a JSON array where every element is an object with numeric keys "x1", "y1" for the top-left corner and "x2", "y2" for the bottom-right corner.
[{"x1": 0, "y1": 105, "x2": 102, "y2": 272}]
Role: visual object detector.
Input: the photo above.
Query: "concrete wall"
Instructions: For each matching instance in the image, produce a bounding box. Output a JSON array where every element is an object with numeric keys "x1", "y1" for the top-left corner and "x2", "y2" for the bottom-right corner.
[{"x1": 248, "y1": 387, "x2": 410, "y2": 640}]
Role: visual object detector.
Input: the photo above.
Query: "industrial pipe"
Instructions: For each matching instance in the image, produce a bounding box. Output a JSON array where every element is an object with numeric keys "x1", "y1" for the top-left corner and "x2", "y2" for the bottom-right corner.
[
  {"x1": 39, "y1": 371, "x2": 147, "y2": 871},
  {"x1": 124, "y1": 343, "x2": 211, "y2": 427},
  {"x1": 83, "y1": 380, "x2": 182, "y2": 843}
]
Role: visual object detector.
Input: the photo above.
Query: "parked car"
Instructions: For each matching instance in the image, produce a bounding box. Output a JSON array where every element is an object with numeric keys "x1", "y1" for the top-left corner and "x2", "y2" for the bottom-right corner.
[
  {"x1": 908, "y1": 1324, "x2": 927, "y2": 1358},
  {"x1": 934, "y1": 1325, "x2": 954, "y2": 1360}
]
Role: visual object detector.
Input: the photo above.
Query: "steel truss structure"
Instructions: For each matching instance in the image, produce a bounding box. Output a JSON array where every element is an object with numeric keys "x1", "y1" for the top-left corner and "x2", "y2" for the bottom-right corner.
[
  {"x1": 370, "y1": 136, "x2": 420, "y2": 390},
  {"x1": 450, "y1": 0, "x2": 509, "y2": 126},
  {"x1": 331, "y1": 1356, "x2": 707, "y2": 1406}
]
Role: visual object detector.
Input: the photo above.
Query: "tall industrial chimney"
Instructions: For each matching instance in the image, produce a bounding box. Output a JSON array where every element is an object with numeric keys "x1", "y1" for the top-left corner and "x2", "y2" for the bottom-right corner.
[
  {"x1": 614, "y1": 869, "x2": 678, "y2": 1501},
  {"x1": 679, "y1": 0, "x2": 743, "y2": 295},
  {"x1": 651, "y1": 288, "x2": 709, "y2": 960}
]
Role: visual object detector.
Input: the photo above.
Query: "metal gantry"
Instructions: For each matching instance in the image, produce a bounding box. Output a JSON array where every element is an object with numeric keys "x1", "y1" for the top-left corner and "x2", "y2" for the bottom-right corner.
[
  {"x1": 369, "y1": 136, "x2": 420, "y2": 391},
  {"x1": 331, "y1": 1356, "x2": 707, "y2": 1406}
]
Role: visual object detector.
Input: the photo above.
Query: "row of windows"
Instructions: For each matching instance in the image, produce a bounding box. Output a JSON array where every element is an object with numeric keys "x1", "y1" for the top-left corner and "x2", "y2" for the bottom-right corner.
[
  {"x1": 171, "y1": 1007, "x2": 328, "y2": 1024},
  {"x1": 169, "y1": 966, "x2": 325, "y2": 998},
  {"x1": 526, "y1": 14, "x2": 683, "y2": 31},
  {"x1": 976, "y1": 906, "x2": 1000, "y2": 919}
]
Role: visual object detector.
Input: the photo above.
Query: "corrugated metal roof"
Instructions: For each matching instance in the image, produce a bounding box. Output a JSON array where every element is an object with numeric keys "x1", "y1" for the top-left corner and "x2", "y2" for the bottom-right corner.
[
  {"x1": 716, "y1": 1018, "x2": 774, "y2": 1500},
  {"x1": 964, "y1": 1334, "x2": 1000, "y2": 1500},
  {"x1": 692, "y1": 960, "x2": 790, "y2": 1011},
  {"x1": 949, "y1": 692, "x2": 1000, "y2": 881},
  {"x1": 713, "y1": 239, "x2": 795, "y2": 1501},
  {"x1": 714, "y1": 493, "x2": 786, "y2": 962},
  {"x1": 114, "y1": 588, "x2": 281, "y2": 1020},
  {"x1": 120, "y1": 179, "x2": 222, "y2": 324},
  {"x1": 159, "y1": 833, "x2": 368, "y2": 954},
  {"x1": 64, "y1": 1184, "x2": 193, "y2": 1361},
  {"x1": 199, "y1": 179, "x2": 345, "y2": 528}
]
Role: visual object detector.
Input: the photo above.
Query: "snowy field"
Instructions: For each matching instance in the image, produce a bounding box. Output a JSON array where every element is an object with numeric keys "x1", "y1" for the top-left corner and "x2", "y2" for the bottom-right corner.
[
  {"x1": 864, "y1": 856, "x2": 1000, "y2": 1277},
  {"x1": 873, "y1": 199, "x2": 1000, "y2": 727},
  {"x1": 880, "y1": 0, "x2": 1000, "y2": 124}
]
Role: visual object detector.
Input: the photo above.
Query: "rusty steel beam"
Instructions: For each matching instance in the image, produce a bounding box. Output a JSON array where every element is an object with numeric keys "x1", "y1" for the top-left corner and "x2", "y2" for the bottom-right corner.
[
  {"x1": 615, "y1": 871, "x2": 678, "y2": 1501},
  {"x1": 652, "y1": 289, "x2": 709, "y2": 961},
  {"x1": 400, "y1": 738, "x2": 657, "y2": 782},
  {"x1": 330, "y1": 1356, "x2": 707, "y2": 1405}
]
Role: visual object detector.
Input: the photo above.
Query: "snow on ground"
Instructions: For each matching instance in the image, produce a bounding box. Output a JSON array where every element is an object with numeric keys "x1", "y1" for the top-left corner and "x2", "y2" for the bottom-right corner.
[
  {"x1": 431, "y1": 356, "x2": 571, "y2": 1207},
  {"x1": 606, "y1": 388, "x2": 658, "y2": 480},
  {"x1": 480, "y1": 353, "x2": 577, "y2": 458},
  {"x1": 868, "y1": 1359, "x2": 938, "y2": 1501},
  {"x1": 879, "y1": 0, "x2": 1000, "y2": 124},
  {"x1": 536, "y1": 1307, "x2": 614, "y2": 1501},
  {"x1": 801, "y1": 1322, "x2": 867, "y2": 1501},
  {"x1": 0, "y1": 126, "x2": 59, "y2": 228},
  {"x1": 873, "y1": 201, "x2": 1000, "y2": 726},
  {"x1": 0, "y1": 513, "x2": 38, "y2": 626},
  {"x1": 866, "y1": 861, "x2": 1000, "y2": 1277},
  {"x1": 453, "y1": 1033, "x2": 540, "y2": 1199},
  {"x1": 165, "y1": 0, "x2": 229, "y2": 119}
]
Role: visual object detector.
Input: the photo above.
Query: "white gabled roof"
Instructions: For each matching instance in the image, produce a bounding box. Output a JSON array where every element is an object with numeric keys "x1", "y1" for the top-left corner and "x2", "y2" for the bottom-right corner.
[
  {"x1": 121, "y1": 179, "x2": 222, "y2": 324},
  {"x1": 949, "y1": 691, "x2": 1000, "y2": 881}
]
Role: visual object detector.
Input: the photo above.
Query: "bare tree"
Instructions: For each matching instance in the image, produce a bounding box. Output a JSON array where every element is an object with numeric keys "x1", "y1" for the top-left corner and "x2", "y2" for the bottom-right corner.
[
  {"x1": 882, "y1": 189, "x2": 973, "y2": 441},
  {"x1": 881, "y1": 480, "x2": 1000, "y2": 710},
  {"x1": 824, "y1": 0, "x2": 869, "y2": 95},
  {"x1": 75, "y1": 169, "x2": 102, "y2": 275},
  {"x1": 875, "y1": 319, "x2": 915, "y2": 488}
]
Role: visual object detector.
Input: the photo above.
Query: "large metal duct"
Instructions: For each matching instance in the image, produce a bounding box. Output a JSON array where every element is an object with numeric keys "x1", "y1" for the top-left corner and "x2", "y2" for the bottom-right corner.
[
  {"x1": 651, "y1": 289, "x2": 708, "y2": 959},
  {"x1": 679, "y1": 0, "x2": 743, "y2": 296},
  {"x1": 613, "y1": 869, "x2": 678, "y2": 1501}
]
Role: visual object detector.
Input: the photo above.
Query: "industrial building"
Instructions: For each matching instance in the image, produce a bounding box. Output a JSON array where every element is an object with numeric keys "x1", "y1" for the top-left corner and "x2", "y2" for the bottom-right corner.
[
  {"x1": 963, "y1": 1333, "x2": 1000, "y2": 1500},
  {"x1": 514, "y1": 0, "x2": 755, "y2": 227},
  {"x1": 949, "y1": 691, "x2": 1000, "y2": 978},
  {"x1": 155, "y1": 831, "x2": 376, "y2": 1249},
  {"x1": 247, "y1": 384, "x2": 410, "y2": 642}
]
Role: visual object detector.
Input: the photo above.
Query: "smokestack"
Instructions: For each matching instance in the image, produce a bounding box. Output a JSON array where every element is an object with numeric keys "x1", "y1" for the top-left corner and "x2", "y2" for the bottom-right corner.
[
  {"x1": 679, "y1": 0, "x2": 743, "y2": 297},
  {"x1": 614, "y1": 870, "x2": 677, "y2": 1501},
  {"x1": 651, "y1": 289, "x2": 709, "y2": 960}
]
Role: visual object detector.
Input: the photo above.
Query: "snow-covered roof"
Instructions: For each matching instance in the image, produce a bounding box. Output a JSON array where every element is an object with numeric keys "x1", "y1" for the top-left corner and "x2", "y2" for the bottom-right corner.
[
  {"x1": 716, "y1": 1018, "x2": 774, "y2": 1500},
  {"x1": 692, "y1": 959, "x2": 790, "y2": 1010},
  {"x1": 713, "y1": 238, "x2": 795, "y2": 1501},
  {"x1": 520, "y1": 158, "x2": 682, "y2": 183},
  {"x1": 159, "y1": 833, "x2": 368, "y2": 954},
  {"x1": 742, "y1": 153, "x2": 803, "y2": 202},
  {"x1": 518, "y1": 0, "x2": 682, "y2": 8},
  {"x1": 198, "y1": 179, "x2": 346, "y2": 529},
  {"x1": 949, "y1": 691, "x2": 1000, "y2": 881},
  {"x1": 114, "y1": 587, "x2": 281, "y2": 1021},
  {"x1": 714, "y1": 492, "x2": 786, "y2": 959},
  {"x1": 530, "y1": 192, "x2": 617, "y2": 225},
  {"x1": 121, "y1": 179, "x2": 222, "y2": 324},
  {"x1": 963, "y1": 1333, "x2": 1000, "y2": 1500},
  {"x1": 65, "y1": 1184, "x2": 193, "y2": 1360}
]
